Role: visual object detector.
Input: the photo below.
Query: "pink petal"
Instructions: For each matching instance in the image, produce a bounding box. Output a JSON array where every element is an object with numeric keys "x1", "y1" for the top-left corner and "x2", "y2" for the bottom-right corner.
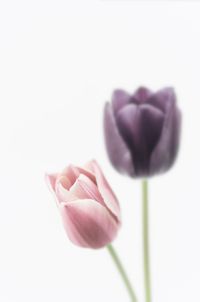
[
  {"x1": 59, "y1": 166, "x2": 78, "y2": 188},
  {"x1": 55, "y1": 176, "x2": 77, "y2": 203},
  {"x1": 45, "y1": 173, "x2": 58, "y2": 192},
  {"x1": 70, "y1": 174, "x2": 104, "y2": 204},
  {"x1": 83, "y1": 160, "x2": 96, "y2": 174},
  {"x1": 90, "y1": 161, "x2": 121, "y2": 221},
  {"x1": 56, "y1": 175, "x2": 72, "y2": 190},
  {"x1": 53, "y1": 164, "x2": 98, "y2": 204},
  {"x1": 61, "y1": 165, "x2": 96, "y2": 185},
  {"x1": 60, "y1": 199, "x2": 119, "y2": 249}
]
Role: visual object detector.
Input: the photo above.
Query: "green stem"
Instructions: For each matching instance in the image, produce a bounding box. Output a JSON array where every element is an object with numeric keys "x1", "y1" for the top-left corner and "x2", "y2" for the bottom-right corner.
[
  {"x1": 142, "y1": 179, "x2": 151, "y2": 302},
  {"x1": 107, "y1": 244, "x2": 137, "y2": 302}
]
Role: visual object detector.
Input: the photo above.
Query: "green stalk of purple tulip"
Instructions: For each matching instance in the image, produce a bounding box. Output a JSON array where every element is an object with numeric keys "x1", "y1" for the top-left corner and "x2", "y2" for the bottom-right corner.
[{"x1": 142, "y1": 180, "x2": 151, "y2": 302}]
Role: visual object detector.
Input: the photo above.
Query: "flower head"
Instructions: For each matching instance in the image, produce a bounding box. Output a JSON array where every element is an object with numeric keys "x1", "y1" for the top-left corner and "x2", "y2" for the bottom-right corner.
[
  {"x1": 46, "y1": 160, "x2": 120, "y2": 249},
  {"x1": 104, "y1": 87, "x2": 181, "y2": 177}
]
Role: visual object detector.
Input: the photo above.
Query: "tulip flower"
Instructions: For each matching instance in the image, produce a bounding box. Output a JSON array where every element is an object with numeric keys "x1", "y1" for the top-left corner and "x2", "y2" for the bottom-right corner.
[
  {"x1": 104, "y1": 87, "x2": 181, "y2": 178},
  {"x1": 46, "y1": 160, "x2": 120, "y2": 249}
]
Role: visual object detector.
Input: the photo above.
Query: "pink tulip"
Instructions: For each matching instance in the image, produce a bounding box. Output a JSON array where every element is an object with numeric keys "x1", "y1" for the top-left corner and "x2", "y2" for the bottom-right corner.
[{"x1": 46, "y1": 160, "x2": 121, "y2": 249}]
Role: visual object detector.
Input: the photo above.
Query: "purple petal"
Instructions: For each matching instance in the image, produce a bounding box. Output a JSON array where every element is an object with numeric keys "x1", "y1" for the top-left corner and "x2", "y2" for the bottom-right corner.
[
  {"x1": 150, "y1": 103, "x2": 182, "y2": 175},
  {"x1": 130, "y1": 87, "x2": 152, "y2": 105},
  {"x1": 111, "y1": 89, "x2": 130, "y2": 116},
  {"x1": 170, "y1": 108, "x2": 181, "y2": 161},
  {"x1": 147, "y1": 87, "x2": 176, "y2": 113},
  {"x1": 116, "y1": 103, "x2": 164, "y2": 176},
  {"x1": 104, "y1": 103, "x2": 135, "y2": 176}
]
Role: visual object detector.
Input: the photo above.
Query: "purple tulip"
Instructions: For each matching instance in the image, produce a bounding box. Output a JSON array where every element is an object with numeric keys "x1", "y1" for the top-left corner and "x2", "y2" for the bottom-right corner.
[{"x1": 104, "y1": 87, "x2": 181, "y2": 178}]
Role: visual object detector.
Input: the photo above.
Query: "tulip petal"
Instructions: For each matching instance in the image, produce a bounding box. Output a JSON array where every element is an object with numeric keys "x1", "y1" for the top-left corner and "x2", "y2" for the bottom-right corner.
[
  {"x1": 88, "y1": 160, "x2": 121, "y2": 220},
  {"x1": 130, "y1": 87, "x2": 152, "y2": 104},
  {"x1": 55, "y1": 176, "x2": 77, "y2": 203},
  {"x1": 45, "y1": 173, "x2": 58, "y2": 192},
  {"x1": 147, "y1": 87, "x2": 176, "y2": 113},
  {"x1": 150, "y1": 104, "x2": 181, "y2": 175},
  {"x1": 60, "y1": 199, "x2": 119, "y2": 249},
  {"x1": 69, "y1": 174, "x2": 104, "y2": 204},
  {"x1": 170, "y1": 108, "x2": 181, "y2": 160},
  {"x1": 61, "y1": 165, "x2": 96, "y2": 186},
  {"x1": 116, "y1": 103, "x2": 164, "y2": 176},
  {"x1": 104, "y1": 102, "x2": 135, "y2": 176},
  {"x1": 112, "y1": 89, "x2": 130, "y2": 116}
]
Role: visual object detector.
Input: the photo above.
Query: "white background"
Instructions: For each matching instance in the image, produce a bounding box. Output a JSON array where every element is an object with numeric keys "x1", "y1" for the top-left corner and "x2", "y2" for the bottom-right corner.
[{"x1": 0, "y1": 1, "x2": 200, "y2": 301}]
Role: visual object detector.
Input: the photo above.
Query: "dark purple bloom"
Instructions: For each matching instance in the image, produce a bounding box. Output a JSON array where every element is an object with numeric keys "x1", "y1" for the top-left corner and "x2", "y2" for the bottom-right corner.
[{"x1": 104, "y1": 87, "x2": 181, "y2": 178}]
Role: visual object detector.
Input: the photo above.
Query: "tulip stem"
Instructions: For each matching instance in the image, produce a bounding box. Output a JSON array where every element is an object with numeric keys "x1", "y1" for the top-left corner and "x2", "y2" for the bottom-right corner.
[
  {"x1": 142, "y1": 179, "x2": 151, "y2": 302},
  {"x1": 107, "y1": 244, "x2": 137, "y2": 302}
]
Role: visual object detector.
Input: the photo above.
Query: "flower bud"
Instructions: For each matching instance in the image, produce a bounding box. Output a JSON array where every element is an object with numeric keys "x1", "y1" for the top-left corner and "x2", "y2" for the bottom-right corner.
[
  {"x1": 104, "y1": 87, "x2": 181, "y2": 177},
  {"x1": 46, "y1": 160, "x2": 120, "y2": 249}
]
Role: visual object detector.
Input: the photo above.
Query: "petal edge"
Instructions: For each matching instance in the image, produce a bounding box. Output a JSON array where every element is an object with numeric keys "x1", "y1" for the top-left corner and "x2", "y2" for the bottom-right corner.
[{"x1": 104, "y1": 103, "x2": 134, "y2": 176}]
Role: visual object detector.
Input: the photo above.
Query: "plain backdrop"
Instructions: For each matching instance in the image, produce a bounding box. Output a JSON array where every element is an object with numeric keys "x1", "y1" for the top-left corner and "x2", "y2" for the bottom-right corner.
[{"x1": 0, "y1": 1, "x2": 200, "y2": 301}]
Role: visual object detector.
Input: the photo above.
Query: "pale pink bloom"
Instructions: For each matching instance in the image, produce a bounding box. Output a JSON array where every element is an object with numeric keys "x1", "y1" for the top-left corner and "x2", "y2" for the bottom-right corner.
[{"x1": 46, "y1": 160, "x2": 121, "y2": 249}]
